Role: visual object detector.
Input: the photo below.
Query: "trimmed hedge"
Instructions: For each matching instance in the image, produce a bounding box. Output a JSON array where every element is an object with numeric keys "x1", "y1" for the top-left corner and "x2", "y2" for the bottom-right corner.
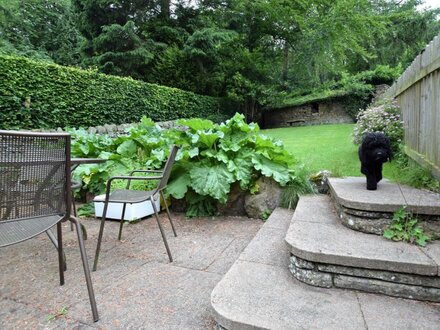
[{"x1": 0, "y1": 55, "x2": 237, "y2": 129}]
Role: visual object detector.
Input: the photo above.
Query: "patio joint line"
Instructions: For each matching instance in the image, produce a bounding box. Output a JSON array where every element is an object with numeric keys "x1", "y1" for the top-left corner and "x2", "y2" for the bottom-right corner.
[
  {"x1": 237, "y1": 257, "x2": 286, "y2": 269},
  {"x1": 355, "y1": 292, "x2": 369, "y2": 330},
  {"x1": 202, "y1": 238, "x2": 237, "y2": 272},
  {"x1": 164, "y1": 261, "x2": 224, "y2": 276},
  {"x1": 1, "y1": 296, "x2": 89, "y2": 327},
  {"x1": 95, "y1": 260, "x2": 157, "y2": 293}
]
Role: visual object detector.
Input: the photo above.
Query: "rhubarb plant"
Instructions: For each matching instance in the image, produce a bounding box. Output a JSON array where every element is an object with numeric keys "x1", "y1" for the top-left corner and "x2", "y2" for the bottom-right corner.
[{"x1": 70, "y1": 113, "x2": 304, "y2": 216}]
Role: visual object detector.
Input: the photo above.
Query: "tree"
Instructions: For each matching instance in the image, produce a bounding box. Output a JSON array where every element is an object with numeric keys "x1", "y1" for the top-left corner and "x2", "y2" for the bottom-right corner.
[
  {"x1": 348, "y1": 0, "x2": 440, "y2": 71},
  {"x1": 72, "y1": 0, "x2": 163, "y2": 76},
  {"x1": 0, "y1": 0, "x2": 83, "y2": 65},
  {"x1": 5, "y1": 0, "x2": 438, "y2": 122}
]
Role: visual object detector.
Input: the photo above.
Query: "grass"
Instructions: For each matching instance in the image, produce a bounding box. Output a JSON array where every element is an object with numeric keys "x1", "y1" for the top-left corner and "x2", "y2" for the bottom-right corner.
[{"x1": 263, "y1": 123, "x2": 402, "y2": 181}]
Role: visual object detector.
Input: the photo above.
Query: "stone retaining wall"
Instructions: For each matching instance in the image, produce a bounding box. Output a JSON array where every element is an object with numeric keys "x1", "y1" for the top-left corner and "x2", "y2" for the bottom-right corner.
[
  {"x1": 32, "y1": 120, "x2": 186, "y2": 136},
  {"x1": 333, "y1": 197, "x2": 440, "y2": 238},
  {"x1": 84, "y1": 120, "x2": 188, "y2": 136},
  {"x1": 263, "y1": 101, "x2": 353, "y2": 128},
  {"x1": 289, "y1": 255, "x2": 440, "y2": 302}
]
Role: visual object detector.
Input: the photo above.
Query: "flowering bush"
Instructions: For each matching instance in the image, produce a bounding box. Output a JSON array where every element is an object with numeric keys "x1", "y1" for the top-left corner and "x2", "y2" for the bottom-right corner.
[{"x1": 353, "y1": 99, "x2": 404, "y2": 151}]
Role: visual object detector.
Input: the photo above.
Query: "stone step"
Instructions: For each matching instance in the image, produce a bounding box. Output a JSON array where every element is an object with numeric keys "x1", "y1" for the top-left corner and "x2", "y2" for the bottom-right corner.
[
  {"x1": 285, "y1": 195, "x2": 440, "y2": 302},
  {"x1": 328, "y1": 177, "x2": 440, "y2": 236},
  {"x1": 211, "y1": 208, "x2": 440, "y2": 329},
  {"x1": 329, "y1": 176, "x2": 440, "y2": 215}
]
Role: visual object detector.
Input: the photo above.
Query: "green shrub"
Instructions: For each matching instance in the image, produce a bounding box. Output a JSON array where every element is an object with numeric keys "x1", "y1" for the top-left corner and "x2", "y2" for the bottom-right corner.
[
  {"x1": 353, "y1": 98, "x2": 403, "y2": 151},
  {"x1": 0, "y1": 55, "x2": 237, "y2": 129},
  {"x1": 71, "y1": 114, "x2": 310, "y2": 217}
]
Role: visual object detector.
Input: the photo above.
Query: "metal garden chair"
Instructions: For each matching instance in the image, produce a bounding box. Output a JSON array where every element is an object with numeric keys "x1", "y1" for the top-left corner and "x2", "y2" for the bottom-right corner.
[
  {"x1": 0, "y1": 130, "x2": 99, "y2": 322},
  {"x1": 93, "y1": 145, "x2": 179, "y2": 271}
]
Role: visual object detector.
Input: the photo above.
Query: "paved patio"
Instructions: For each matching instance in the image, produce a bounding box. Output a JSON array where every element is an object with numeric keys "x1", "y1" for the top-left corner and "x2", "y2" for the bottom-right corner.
[{"x1": 0, "y1": 212, "x2": 262, "y2": 329}]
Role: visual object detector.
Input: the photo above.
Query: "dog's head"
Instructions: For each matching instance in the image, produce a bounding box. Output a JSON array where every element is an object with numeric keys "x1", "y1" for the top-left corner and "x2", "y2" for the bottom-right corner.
[{"x1": 360, "y1": 132, "x2": 392, "y2": 163}]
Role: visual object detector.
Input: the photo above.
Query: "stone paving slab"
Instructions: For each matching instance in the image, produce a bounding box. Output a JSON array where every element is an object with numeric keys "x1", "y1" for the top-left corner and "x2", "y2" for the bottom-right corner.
[
  {"x1": 239, "y1": 226, "x2": 291, "y2": 268},
  {"x1": 211, "y1": 208, "x2": 440, "y2": 329},
  {"x1": 329, "y1": 177, "x2": 440, "y2": 214},
  {"x1": 0, "y1": 212, "x2": 262, "y2": 329},
  {"x1": 357, "y1": 293, "x2": 440, "y2": 330},
  {"x1": 285, "y1": 195, "x2": 439, "y2": 276},
  {"x1": 0, "y1": 298, "x2": 92, "y2": 330},
  {"x1": 237, "y1": 208, "x2": 293, "y2": 268},
  {"x1": 399, "y1": 185, "x2": 440, "y2": 215},
  {"x1": 212, "y1": 260, "x2": 366, "y2": 330},
  {"x1": 263, "y1": 208, "x2": 294, "y2": 230},
  {"x1": 71, "y1": 262, "x2": 222, "y2": 329},
  {"x1": 206, "y1": 238, "x2": 256, "y2": 275},
  {"x1": 424, "y1": 243, "x2": 440, "y2": 274}
]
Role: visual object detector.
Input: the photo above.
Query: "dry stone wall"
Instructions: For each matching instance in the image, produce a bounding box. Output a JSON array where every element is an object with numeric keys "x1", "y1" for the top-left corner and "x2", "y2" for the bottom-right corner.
[{"x1": 263, "y1": 101, "x2": 353, "y2": 128}]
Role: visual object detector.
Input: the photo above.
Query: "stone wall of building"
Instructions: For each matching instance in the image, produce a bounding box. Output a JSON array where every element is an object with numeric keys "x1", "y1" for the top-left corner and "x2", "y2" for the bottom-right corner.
[{"x1": 263, "y1": 101, "x2": 353, "y2": 128}]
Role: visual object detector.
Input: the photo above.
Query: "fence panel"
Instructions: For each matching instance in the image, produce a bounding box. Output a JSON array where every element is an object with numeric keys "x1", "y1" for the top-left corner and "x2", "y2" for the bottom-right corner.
[{"x1": 383, "y1": 34, "x2": 440, "y2": 180}]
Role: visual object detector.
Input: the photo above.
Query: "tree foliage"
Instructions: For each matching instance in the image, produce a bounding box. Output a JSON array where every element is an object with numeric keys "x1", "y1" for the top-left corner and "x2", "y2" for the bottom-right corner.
[
  {"x1": 0, "y1": 0, "x2": 83, "y2": 65},
  {"x1": 1, "y1": 0, "x2": 439, "y2": 119}
]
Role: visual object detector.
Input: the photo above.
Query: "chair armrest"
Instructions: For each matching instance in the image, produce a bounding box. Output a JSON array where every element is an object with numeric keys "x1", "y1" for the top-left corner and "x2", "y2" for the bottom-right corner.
[
  {"x1": 128, "y1": 169, "x2": 164, "y2": 175},
  {"x1": 104, "y1": 175, "x2": 163, "y2": 201},
  {"x1": 109, "y1": 175, "x2": 163, "y2": 181}
]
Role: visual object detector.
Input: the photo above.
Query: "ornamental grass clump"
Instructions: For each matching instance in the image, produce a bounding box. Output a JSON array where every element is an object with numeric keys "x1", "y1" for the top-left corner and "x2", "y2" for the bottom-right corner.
[{"x1": 353, "y1": 99, "x2": 403, "y2": 152}]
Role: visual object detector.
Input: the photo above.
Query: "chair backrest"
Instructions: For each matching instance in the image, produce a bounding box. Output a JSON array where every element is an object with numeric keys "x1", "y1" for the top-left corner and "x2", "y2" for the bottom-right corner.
[
  {"x1": 0, "y1": 130, "x2": 72, "y2": 222},
  {"x1": 156, "y1": 145, "x2": 179, "y2": 192}
]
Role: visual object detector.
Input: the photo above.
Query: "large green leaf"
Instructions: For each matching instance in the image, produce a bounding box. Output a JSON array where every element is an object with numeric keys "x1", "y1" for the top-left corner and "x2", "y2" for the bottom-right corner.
[
  {"x1": 151, "y1": 148, "x2": 166, "y2": 162},
  {"x1": 188, "y1": 147, "x2": 199, "y2": 158},
  {"x1": 201, "y1": 149, "x2": 229, "y2": 163},
  {"x1": 179, "y1": 118, "x2": 215, "y2": 131},
  {"x1": 189, "y1": 162, "x2": 235, "y2": 203},
  {"x1": 251, "y1": 154, "x2": 291, "y2": 185},
  {"x1": 139, "y1": 116, "x2": 156, "y2": 128},
  {"x1": 227, "y1": 149, "x2": 254, "y2": 188},
  {"x1": 219, "y1": 131, "x2": 248, "y2": 152},
  {"x1": 116, "y1": 140, "x2": 137, "y2": 157},
  {"x1": 192, "y1": 130, "x2": 224, "y2": 149},
  {"x1": 221, "y1": 113, "x2": 259, "y2": 133},
  {"x1": 166, "y1": 172, "x2": 191, "y2": 199}
]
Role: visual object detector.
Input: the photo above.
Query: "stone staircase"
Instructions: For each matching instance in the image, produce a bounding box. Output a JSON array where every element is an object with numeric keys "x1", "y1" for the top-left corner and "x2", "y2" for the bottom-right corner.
[
  {"x1": 287, "y1": 177, "x2": 440, "y2": 302},
  {"x1": 211, "y1": 177, "x2": 440, "y2": 329}
]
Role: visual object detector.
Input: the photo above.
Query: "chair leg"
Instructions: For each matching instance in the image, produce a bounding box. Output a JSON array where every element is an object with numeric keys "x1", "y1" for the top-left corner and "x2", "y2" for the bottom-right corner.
[
  {"x1": 160, "y1": 191, "x2": 177, "y2": 237},
  {"x1": 118, "y1": 203, "x2": 127, "y2": 241},
  {"x1": 70, "y1": 195, "x2": 77, "y2": 231},
  {"x1": 46, "y1": 229, "x2": 67, "y2": 271},
  {"x1": 151, "y1": 198, "x2": 173, "y2": 262},
  {"x1": 56, "y1": 222, "x2": 65, "y2": 286},
  {"x1": 93, "y1": 201, "x2": 109, "y2": 271},
  {"x1": 70, "y1": 216, "x2": 99, "y2": 322}
]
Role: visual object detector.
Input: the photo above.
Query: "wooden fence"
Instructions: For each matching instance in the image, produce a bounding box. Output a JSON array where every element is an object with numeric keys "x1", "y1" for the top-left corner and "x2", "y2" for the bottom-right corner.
[{"x1": 383, "y1": 34, "x2": 440, "y2": 180}]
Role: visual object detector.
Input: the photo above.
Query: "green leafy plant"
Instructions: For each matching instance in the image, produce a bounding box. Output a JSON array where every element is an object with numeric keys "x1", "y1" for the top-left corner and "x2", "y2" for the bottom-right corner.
[
  {"x1": 260, "y1": 209, "x2": 271, "y2": 221},
  {"x1": 47, "y1": 306, "x2": 68, "y2": 321},
  {"x1": 166, "y1": 114, "x2": 301, "y2": 215},
  {"x1": 70, "y1": 113, "x2": 310, "y2": 217},
  {"x1": 383, "y1": 207, "x2": 431, "y2": 246},
  {"x1": 77, "y1": 203, "x2": 95, "y2": 217}
]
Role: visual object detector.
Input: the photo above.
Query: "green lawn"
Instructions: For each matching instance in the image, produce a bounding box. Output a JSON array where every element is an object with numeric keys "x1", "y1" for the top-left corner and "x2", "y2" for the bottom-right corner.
[{"x1": 264, "y1": 124, "x2": 401, "y2": 181}]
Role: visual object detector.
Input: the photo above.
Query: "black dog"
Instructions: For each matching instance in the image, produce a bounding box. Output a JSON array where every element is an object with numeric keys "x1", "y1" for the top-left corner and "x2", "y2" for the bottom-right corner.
[{"x1": 358, "y1": 132, "x2": 392, "y2": 190}]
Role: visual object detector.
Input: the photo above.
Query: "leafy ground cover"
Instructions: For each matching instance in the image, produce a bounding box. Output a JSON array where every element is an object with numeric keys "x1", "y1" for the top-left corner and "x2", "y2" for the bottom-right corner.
[{"x1": 263, "y1": 124, "x2": 401, "y2": 181}]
